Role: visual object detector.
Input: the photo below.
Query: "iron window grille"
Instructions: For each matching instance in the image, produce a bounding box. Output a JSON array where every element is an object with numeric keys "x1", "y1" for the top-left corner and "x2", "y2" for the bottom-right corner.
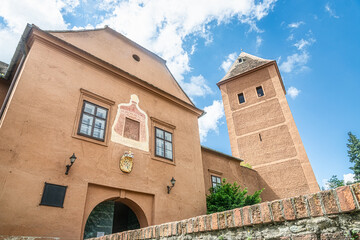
[
  {"x1": 155, "y1": 127, "x2": 173, "y2": 160},
  {"x1": 78, "y1": 101, "x2": 108, "y2": 141}
]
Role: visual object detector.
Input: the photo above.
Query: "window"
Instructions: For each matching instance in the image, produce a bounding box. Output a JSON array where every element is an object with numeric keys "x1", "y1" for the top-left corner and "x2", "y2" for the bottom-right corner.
[
  {"x1": 40, "y1": 182, "x2": 67, "y2": 208},
  {"x1": 78, "y1": 101, "x2": 108, "y2": 141},
  {"x1": 256, "y1": 86, "x2": 264, "y2": 97},
  {"x1": 238, "y1": 93, "x2": 245, "y2": 104},
  {"x1": 211, "y1": 175, "x2": 221, "y2": 188},
  {"x1": 155, "y1": 127, "x2": 173, "y2": 160}
]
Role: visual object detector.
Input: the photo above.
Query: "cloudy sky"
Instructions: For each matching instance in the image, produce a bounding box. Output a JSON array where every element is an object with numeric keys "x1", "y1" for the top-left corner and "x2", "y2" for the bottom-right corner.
[{"x1": 1, "y1": 0, "x2": 359, "y2": 188}]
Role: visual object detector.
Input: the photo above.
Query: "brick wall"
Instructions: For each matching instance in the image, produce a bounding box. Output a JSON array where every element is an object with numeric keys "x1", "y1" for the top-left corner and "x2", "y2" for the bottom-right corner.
[{"x1": 91, "y1": 184, "x2": 360, "y2": 239}]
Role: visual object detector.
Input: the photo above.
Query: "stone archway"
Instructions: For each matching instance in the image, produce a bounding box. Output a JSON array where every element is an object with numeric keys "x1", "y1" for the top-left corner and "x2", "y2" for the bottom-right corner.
[
  {"x1": 81, "y1": 184, "x2": 154, "y2": 239},
  {"x1": 83, "y1": 199, "x2": 142, "y2": 239}
]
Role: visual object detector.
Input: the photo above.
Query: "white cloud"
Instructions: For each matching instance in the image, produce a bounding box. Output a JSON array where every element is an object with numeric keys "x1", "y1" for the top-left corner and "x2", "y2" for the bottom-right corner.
[
  {"x1": 287, "y1": 33, "x2": 294, "y2": 41},
  {"x1": 325, "y1": 3, "x2": 339, "y2": 18},
  {"x1": 288, "y1": 21, "x2": 304, "y2": 28},
  {"x1": 279, "y1": 51, "x2": 309, "y2": 73},
  {"x1": 294, "y1": 38, "x2": 315, "y2": 50},
  {"x1": 72, "y1": 24, "x2": 95, "y2": 30},
  {"x1": 287, "y1": 86, "x2": 300, "y2": 99},
  {"x1": 0, "y1": 0, "x2": 79, "y2": 62},
  {"x1": 322, "y1": 178, "x2": 330, "y2": 190},
  {"x1": 198, "y1": 100, "x2": 225, "y2": 142},
  {"x1": 98, "y1": 0, "x2": 277, "y2": 81},
  {"x1": 182, "y1": 75, "x2": 213, "y2": 98},
  {"x1": 256, "y1": 35, "x2": 263, "y2": 51},
  {"x1": 221, "y1": 52, "x2": 238, "y2": 72},
  {"x1": 344, "y1": 173, "x2": 355, "y2": 185}
]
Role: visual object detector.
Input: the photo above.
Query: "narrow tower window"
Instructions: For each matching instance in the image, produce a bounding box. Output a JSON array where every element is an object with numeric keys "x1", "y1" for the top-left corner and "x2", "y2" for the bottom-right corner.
[
  {"x1": 256, "y1": 86, "x2": 264, "y2": 97},
  {"x1": 238, "y1": 93, "x2": 245, "y2": 104}
]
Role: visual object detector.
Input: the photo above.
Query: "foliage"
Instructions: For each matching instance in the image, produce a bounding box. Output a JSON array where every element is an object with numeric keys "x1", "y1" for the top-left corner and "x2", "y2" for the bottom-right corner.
[
  {"x1": 240, "y1": 162, "x2": 252, "y2": 169},
  {"x1": 327, "y1": 175, "x2": 344, "y2": 189},
  {"x1": 347, "y1": 132, "x2": 360, "y2": 181},
  {"x1": 206, "y1": 179, "x2": 263, "y2": 214}
]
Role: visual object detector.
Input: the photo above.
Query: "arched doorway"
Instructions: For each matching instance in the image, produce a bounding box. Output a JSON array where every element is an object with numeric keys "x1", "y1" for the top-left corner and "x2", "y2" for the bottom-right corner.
[{"x1": 83, "y1": 200, "x2": 140, "y2": 239}]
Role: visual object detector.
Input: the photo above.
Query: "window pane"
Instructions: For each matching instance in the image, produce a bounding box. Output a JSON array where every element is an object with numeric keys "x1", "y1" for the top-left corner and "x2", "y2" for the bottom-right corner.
[
  {"x1": 238, "y1": 93, "x2": 245, "y2": 104},
  {"x1": 82, "y1": 114, "x2": 94, "y2": 126},
  {"x1": 94, "y1": 118, "x2": 106, "y2": 130},
  {"x1": 165, "y1": 141, "x2": 172, "y2": 151},
  {"x1": 156, "y1": 128, "x2": 164, "y2": 138},
  {"x1": 156, "y1": 138, "x2": 164, "y2": 148},
  {"x1": 164, "y1": 132, "x2": 172, "y2": 142},
  {"x1": 212, "y1": 176, "x2": 216, "y2": 182},
  {"x1": 80, "y1": 123, "x2": 92, "y2": 135},
  {"x1": 217, "y1": 177, "x2": 221, "y2": 183},
  {"x1": 93, "y1": 128, "x2": 104, "y2": 139},
  {"x1": 84, "y1": 103, "x2": 95, "y2": 115},
  {"x1": 212, "y1": 183, "x2": 217, "y2": 188},
  {"x1": 156, "y1": 147, "x2": 164, "y2": 157},
  {"x1": 256, "y1": 86, "x2": 264, "y2": 97},
  {"x1": 165, "y1": 150, "x2": 172, "y2": 159},
  {"x1": 96, "y1": 107, "x2": 107, "y2": 119}
]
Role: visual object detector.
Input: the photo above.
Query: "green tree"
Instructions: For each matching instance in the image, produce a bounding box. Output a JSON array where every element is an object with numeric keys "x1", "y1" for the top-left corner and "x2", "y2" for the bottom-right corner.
[
  {"x1": 327, "y1": 175, "x2": 344, "y2": 189},
  {"x1": 347, "y1": 132, "x2": 360, "y2": 181},
  {"x1": 206, "y1": 179, "x2": 263, "y2": 214}
]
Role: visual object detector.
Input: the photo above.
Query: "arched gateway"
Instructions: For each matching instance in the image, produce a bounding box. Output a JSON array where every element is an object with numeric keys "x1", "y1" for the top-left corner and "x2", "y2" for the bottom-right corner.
[{"x1": 84, "y1": 199, "x2": 144, "y2": 239}]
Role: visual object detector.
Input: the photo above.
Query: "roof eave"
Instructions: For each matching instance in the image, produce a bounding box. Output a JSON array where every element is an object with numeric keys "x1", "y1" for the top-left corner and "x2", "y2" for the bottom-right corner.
[{"x1": 216, "y1": 61, "x2": 286, "y2": 95}]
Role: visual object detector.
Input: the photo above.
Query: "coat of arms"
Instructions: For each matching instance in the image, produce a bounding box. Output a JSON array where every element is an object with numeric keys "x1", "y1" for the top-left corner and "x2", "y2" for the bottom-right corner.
[{"x1": 119, "y1": 151, "x2": 134, "y2": 173}]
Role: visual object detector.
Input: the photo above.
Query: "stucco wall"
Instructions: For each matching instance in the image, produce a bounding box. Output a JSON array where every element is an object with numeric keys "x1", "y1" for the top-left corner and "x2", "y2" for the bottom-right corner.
[
  {"x1": 84, "y1": 183, "x2": 360, "y2": 240},
  {"x1": 0, "y1": 29, "x2": 206, "y2": 239},
  {"x1": 219, "y1": 64, "x2": 319, "y2": 199},
  {"x1": 201, "y1": 147, "x2": 277, "y2": 202}
]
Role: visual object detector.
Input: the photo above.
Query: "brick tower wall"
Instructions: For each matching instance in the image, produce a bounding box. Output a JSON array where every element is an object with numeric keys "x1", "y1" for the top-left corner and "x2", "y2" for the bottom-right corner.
[{"x1": 219, "y1": 63, "x2": 319, "y2": 199}]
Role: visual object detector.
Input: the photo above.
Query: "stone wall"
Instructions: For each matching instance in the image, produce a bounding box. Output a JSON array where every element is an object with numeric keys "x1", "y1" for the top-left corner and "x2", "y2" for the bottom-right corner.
[{"x1": 88, "y1": 184, "x2": 360, "y2": 240}]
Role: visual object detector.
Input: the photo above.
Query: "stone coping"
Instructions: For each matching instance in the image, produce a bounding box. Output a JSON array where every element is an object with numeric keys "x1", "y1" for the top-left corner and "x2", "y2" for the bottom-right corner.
[{"x1": 88, "y1": 183, "x2": 360, "y2": 240}]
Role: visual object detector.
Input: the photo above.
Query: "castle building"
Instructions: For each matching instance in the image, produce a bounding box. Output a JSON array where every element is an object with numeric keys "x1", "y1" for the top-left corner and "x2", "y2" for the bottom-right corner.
[{"x1": 0, "y1": 24, "x2": 318, "y2": 239}]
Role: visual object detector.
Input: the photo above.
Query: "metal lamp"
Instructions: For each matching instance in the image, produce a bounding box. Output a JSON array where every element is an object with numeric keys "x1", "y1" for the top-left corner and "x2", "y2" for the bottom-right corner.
[{"x1": 65, "y1": 153, "x2": 77, "y2": 175}]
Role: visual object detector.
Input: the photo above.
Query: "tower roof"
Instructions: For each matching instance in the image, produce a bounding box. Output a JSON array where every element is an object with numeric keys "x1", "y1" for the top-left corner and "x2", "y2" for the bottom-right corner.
[{"x1": 218, "y1": 52, "x2": 272, "y2": 84}]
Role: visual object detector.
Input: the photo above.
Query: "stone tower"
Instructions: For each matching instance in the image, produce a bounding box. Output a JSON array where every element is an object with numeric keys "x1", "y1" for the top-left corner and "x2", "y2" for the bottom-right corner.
[{"x1": 217, "y1": 52, "x2": 319, "y2": 199}]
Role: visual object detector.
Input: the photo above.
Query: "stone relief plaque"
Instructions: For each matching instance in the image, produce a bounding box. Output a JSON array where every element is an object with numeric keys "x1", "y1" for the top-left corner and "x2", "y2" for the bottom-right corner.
[
  {"x1": 111, "y1": 94, "x2": 149, "y2": 151},
  {"x1": 119, "y1": 151, "x2": 134, "y2": 173}
]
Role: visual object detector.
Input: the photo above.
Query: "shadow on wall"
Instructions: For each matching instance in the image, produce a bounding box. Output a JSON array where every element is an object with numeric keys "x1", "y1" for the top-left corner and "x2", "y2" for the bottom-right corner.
[{"x1": 257, "y1": 175, "x2": 279, "y2": 202}]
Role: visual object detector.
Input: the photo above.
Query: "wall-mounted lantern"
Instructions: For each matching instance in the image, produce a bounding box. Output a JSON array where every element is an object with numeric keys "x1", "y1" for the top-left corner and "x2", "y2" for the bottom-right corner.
[
  {"x1": 65, "y1": 153, "x2": 77, "y2": 175},
  {"x1": 167, "y1": 177, "x2": 176, "y2": 194}
]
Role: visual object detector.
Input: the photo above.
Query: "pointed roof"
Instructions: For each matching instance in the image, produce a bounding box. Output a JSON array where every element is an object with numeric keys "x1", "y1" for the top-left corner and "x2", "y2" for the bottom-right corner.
[{"x1": 218, "y1": 52, "x2": 272, "y2": 84}]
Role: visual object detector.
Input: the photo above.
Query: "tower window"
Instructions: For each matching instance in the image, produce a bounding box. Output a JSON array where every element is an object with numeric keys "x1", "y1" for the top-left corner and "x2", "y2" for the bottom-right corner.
[
  {"x1": 238, "y1": 93, "x2": 245, "y2": 104},
  {"x1": 256, "y1": 86, "x2": 264, "y2": 97}
]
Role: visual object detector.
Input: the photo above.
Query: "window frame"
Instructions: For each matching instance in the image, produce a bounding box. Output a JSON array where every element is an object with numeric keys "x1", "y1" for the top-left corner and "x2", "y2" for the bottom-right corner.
[
  {"x1": 211, "y1": 175, "x2": 222, "y2": 188},
  {"x1": 150, "y1": 117, "x2": 176, "y2": 165},
  {"x1": 256, "y1": 85, "x2": 265, "y2": 98},
  {"x1": 77, "y1": 100, "x2": 108, "y2": 142},
  {"x1": 154, "y1": 127, "x2": 173, "y2": 161},
  {"x1": 238, "y1": 92, "x2": 245, "y2": 104},
  {"x1": 72, "y1": 89, "x2": 115, "y2": 146}
]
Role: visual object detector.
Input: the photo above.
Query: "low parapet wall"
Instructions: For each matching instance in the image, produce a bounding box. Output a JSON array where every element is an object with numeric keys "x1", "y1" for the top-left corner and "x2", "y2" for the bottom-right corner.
[{"x1": 89, "y1": 184, "x2": 360, "y2": 240}]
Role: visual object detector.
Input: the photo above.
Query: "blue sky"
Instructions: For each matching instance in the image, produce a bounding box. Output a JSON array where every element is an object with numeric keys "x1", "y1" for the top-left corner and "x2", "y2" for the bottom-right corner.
[{"x1": 0, "y1": 0, "x2": 359, "y2": 188}]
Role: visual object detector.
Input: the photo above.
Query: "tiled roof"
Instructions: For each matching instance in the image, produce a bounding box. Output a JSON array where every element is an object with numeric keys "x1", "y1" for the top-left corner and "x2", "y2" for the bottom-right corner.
[{"x1": 218, "y1": 52, "x2": 272, "y2": 84}]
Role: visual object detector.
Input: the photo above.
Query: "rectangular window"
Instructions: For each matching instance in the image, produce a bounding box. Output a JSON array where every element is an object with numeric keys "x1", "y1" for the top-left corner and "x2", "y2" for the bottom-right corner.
[
  {"x1": 256, "y1": 86, "x2": 264, "y2": 97},
  {"x1": 78, "y1": 101, "x2": 108, "y2": 141},
  {"x1": 238, "y1": 93, "x2": 245, "y2": 104},
  {"x1": 155, "y1": 127, "x2": 173, "y2": 160},
  {"x1": 40, "y1": 182, "x2": 67, "y2": 208},
  {"x1": 211, "y1": 175, "x2": 221, "y2": 188}
]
